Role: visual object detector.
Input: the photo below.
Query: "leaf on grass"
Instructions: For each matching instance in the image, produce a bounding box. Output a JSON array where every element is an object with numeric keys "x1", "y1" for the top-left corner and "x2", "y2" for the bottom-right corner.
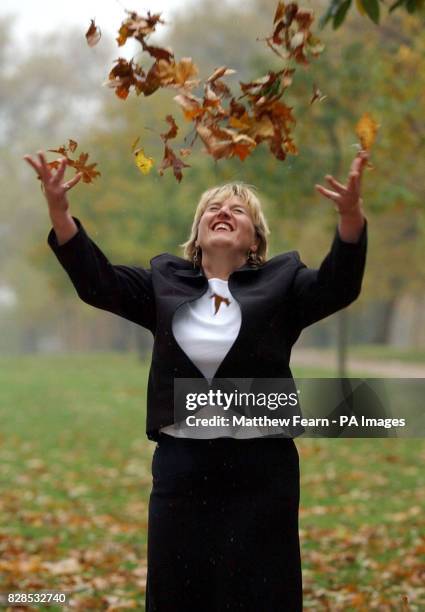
[
  {"x1": 85, "y1": 19, "x2": 101, "y2": 47},
  {"x1": 355, "y1": 112, "x2": 379, "y2": 150}
]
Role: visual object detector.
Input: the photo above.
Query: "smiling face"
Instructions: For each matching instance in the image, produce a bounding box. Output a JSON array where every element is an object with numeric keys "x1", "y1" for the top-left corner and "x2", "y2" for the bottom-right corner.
[{"x1": 195, "y1": 196, "x2": 259, "y2": 260}]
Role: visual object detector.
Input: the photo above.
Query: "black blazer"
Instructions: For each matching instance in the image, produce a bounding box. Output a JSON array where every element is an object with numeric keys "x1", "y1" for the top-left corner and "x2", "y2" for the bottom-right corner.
[{"x1": 48, "y1": 216, "x2": 368, "y2": 441}]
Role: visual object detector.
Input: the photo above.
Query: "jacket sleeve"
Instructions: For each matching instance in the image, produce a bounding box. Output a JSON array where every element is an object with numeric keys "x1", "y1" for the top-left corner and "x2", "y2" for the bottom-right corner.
[
  {"x1": 47, "y1": 216, "x2": 156, "y2": 333},
  {"x1": 290, "y1": 218, "x2": 367, "y2": 329}
]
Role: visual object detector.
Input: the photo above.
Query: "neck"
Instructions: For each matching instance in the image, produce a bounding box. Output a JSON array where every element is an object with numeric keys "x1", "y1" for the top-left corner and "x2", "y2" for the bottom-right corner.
[{"x1": 200, "y1": 249, "x2": 247, "y2": 280}]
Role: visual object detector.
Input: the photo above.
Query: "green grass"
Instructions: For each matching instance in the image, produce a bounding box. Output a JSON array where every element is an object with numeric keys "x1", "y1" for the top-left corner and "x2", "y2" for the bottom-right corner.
[
  {"x1": 0, "y1": 353, "x2": 423, "y2": 611},
  {"x1": 337, "y1": 343, "x2": 425, "y2": 364}
]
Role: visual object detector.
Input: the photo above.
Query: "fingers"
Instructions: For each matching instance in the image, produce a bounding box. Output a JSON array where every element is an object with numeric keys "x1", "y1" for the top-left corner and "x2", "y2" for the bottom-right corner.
[
  {"x1": 315, "y1": 184, "x2": 341, "y2": 203},
  {"x1": 37, "y1": 150, "x2": 50, "y2": 181},
  {"x1": 348, "y1": 171, "x2": 360, "y2": 197},
  {"x1": 347, "y1": 150, "x2": 369, "y2": 195},
  {"x1": 51, "y1": 158, "x2": 67, "y2": 184},
  {"x1": 325, "y1": 175, "x2": 347, "y2": 194},
  {"x1": 64, "y1": 172, "x2": 83, "y2": 191},
  {"x1": 23, "y1": 154, "x2": 43, "y2": 178},
  {"x1": 352, "y1": 149, "x2": 369, "y2": 174}
]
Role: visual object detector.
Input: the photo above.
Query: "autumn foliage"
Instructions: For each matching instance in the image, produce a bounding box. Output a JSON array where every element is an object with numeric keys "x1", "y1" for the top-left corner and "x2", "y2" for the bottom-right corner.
[{"x1": 45, "y1": 2, "x2": 377, "y2": 184}]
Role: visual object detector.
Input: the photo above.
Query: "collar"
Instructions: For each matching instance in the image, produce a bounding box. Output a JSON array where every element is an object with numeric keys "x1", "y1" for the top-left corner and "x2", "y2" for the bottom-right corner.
[
  {"x1": 173, "y1": 262, "x2": 260, "y2": 278},
  {"x1": 150, "y1": 252, "x2": 260, "y2": 278}
]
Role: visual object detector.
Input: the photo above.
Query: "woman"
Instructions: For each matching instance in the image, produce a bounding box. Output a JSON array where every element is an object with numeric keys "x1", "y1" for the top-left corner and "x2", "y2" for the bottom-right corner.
[{"x1": 24, "y1": 150, "x2": 368, "y2": 611}]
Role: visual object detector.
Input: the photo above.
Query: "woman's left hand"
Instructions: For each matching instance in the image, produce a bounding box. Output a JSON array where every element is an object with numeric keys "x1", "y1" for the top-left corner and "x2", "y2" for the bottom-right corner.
[{"x1": 315, "y1": 149, "x2": 369, "y2": 217}]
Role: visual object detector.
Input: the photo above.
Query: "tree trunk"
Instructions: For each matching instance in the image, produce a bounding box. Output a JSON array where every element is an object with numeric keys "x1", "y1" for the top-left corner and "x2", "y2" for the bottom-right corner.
[{"x1": 372, "y1": 298, "x2": 398, "y2": 344}]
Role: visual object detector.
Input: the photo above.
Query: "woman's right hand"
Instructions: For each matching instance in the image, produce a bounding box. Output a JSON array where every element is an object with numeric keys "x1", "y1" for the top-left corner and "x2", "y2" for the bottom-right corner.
[{"x1": 23, "y1": 150, "x2": 82, "y2": 216}]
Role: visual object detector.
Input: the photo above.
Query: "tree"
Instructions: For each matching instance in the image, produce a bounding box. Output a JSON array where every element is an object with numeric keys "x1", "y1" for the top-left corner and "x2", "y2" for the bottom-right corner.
[{"x1": 320, "y1": 0, "x2": 425, "y2": 29}]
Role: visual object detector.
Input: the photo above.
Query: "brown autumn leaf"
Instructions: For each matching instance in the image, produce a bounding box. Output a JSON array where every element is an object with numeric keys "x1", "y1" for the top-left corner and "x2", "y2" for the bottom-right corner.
[
  {"x1": 205, "y1": 66, "x2": 236, "y2": 98},
  {"x1": 356, "y1": 111, "x2": 379, "y2": 150},
  {"x1": 310, "y1": 83, "x2": 327, "y2": 104},
  {"x1": 153, "y1": 57, "x2": 199, "y2": 89},
  {"x1": 95, "y1": 3, "x2": 324, "y2": 181},
  {"x1": 85, "y1": 19, "x2": 101, "y2": 47},
  {"x1": 196, "y1": 124, "x2": 256, "y2": 161},
  {"x1": 158, "y1": 144, "x2": 191, "y2": 183},
  {"x1": 174, "y1": 92, "x2": 206, "y2": 121},
  {"x1": 106, "y1": 58, "x2": 146, "y2": 99},
  {"x1": 160, "y1": 115, "x2": 179, "y2": 141},
  {"x1": 68, "y1": 152, "x2": 101, "y2": 184},
  {"x1": 116, "y1": 10, "x2": 165, "y2": 46},
  {"x1": 140, "y1": 40, "x2": 174, "y2": 63},
  {"x1": 263, "y1": 3, "x2": 324, "y2": 65},
  {"x1": 273, "y1": 1, "x2": 286, "y2": 24},
  {"x1": 46, "y1": 140, "x2": 100, "y2": 184}
]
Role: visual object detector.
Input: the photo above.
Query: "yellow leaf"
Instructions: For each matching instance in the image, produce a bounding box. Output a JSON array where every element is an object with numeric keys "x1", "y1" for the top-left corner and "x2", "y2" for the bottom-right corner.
[
  {"x1": 355, "y1": 0, "x2": 366, "y2": 16},
  {"x1": 134, "y1": 147, "x2": 154, "y2": 174},
  {"x1": 355, "y1": 112, "x2": 379, "y2": 150},
  {"x1": 131, "y1": 136, "x2": 140, "y2": 152}
]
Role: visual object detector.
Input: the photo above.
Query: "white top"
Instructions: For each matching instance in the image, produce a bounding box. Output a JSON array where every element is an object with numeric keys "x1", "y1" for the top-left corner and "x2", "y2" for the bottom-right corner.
[
  {"x1": 173, "y1": 278, "x2": 240, "y2": 381},
  {"x1": 159, "y1": 278, "x2": 265, "y2": 438}
]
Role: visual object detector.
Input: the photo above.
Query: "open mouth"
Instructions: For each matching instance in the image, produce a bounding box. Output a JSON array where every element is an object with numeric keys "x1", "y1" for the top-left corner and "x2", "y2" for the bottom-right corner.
[{"x1": 211, "y1": 222, "x2": 234, "y2": 232}]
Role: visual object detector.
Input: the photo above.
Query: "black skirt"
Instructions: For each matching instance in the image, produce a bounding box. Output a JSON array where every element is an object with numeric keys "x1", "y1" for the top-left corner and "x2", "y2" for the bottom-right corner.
[{"x1": 146, "y1": 433, "x2": 302, "y2": 611}]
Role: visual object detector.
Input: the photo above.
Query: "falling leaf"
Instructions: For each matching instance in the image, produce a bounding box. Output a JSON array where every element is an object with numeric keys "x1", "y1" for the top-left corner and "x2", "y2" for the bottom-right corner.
[
  {"x1": 196, "y1": 124, "x2": 256, "y2": 161},
  {"x1": 134, "y1": 147, "x2": 155, "y2": 174},
  {"x1": 68, "y1": 152, "x2": 101, "y2": 183},
  {"x1": 158, "y1": 144, "x2": 190, "y2": 182},
  {"x1": 45, "y1": 140, "x2": 100, "y2": 184},
  {"x1": 116, "y1": 10, "x2": 165, "y2": 46},
  {"x1": 85, "y1": 19, "x2": 101, "y2": 47},
  {"x1": 131, "y1": 136, "x2": 141, "y2": 152},
  {"x1": 355, "y1": 112, "x2": 379, "y2": 150},
  {"x1": 106, "y1": 58, "x2": 146, "y2": 99},
  {"x1": 160, "y1": 115, "x2": 178, "y2": 141},
  {"x1": 310, "y1": 83, "x2": 327, "y2": 104},
  {"x1": 273, "y1": 1, "x2": 286, "y2": 24},
  {"x1": 98, "y1": 2, "x2": 325, "y2": 181}
]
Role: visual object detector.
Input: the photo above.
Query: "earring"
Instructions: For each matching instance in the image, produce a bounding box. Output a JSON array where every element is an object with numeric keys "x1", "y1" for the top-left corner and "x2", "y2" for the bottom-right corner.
[
  {"x1": 193, "y1": 246, "x2": 200, "y2": 268},
  {"x1": 247, "y1": 249, "x2": 259, "y2": 265}
]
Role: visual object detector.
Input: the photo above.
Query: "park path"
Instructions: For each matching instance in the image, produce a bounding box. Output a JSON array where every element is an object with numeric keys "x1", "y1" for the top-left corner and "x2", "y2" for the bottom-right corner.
[{"x1": 291, "y1": 348, "x2": 425, "y2": 378}]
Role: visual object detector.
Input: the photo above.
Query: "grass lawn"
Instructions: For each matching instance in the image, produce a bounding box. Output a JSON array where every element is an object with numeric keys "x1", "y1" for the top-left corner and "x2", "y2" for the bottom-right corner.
[
  {"x1": 332, "y1": 344, "x2": 425, "y2": 365},
  {"x1": 0, "y1": 353, "x2": 423, "y2": 611}
]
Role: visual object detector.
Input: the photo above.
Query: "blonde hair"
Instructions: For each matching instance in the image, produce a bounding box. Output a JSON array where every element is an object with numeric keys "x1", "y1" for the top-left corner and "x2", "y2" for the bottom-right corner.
[{"x1": 180, "y1": 182, "x2": 270, "y2": 265}]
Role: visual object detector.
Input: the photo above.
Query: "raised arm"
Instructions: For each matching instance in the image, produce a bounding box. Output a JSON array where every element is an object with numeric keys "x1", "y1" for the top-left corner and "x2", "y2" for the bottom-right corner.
[
  {"x1": 291, "y1": 219, "x2": 367, "y2": 329},
  {"x1": 291, "y1": 149, "x2": 369, "y2": 329},
  {"x1": 24, "y1": 151, "x2": 156, "y2": 333}
]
